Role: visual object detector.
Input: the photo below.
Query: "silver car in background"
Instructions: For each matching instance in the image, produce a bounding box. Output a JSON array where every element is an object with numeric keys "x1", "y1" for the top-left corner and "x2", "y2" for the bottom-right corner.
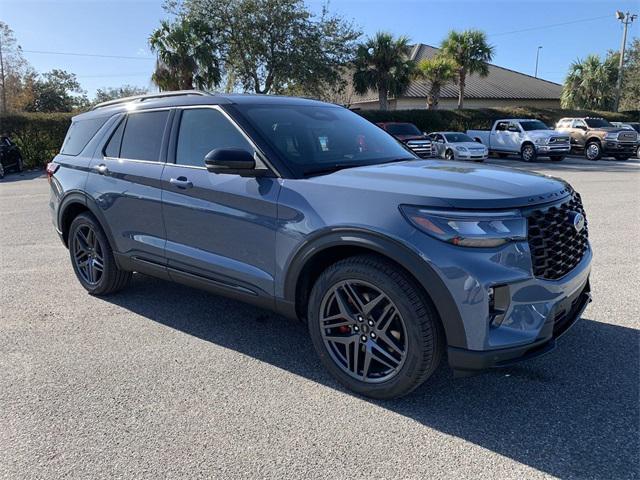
[{"x1": 429, "y1": 132, "x2": 488, "y2": 161}]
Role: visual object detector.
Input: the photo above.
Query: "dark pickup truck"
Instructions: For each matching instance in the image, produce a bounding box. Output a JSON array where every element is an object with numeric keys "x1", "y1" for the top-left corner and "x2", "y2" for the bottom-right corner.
[{"x1": 377, "y1": 122, "x2": 433, "y2": 158}]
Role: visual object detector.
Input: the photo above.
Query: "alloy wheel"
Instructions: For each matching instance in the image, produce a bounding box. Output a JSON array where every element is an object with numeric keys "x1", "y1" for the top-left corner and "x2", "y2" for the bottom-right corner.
[
  {"x1": 319, "y1": 280, "x2": 407, "y2": 383},
  {"x1": 445, "y1": 150, "x2": 455, "y2": 160},
  {"x1": 72, "y1": 225, "x2": 105, "y2": 285},
  {"x1": 586, "y1": 143, "x2": 600, "y2": 160},
  {"x1": 522, "y1": 145, "x2": 535, "y2": 162}
]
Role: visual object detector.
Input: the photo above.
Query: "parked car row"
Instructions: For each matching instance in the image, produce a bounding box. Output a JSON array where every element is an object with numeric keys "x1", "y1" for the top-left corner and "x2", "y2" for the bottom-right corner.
[{"x1": 377, "y1": 122, "x2": 488, "y2": 161}]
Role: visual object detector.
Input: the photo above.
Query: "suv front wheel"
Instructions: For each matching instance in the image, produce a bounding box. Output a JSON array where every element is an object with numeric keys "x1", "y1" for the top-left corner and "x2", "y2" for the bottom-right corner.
[
  {"x1": 307, "y1": 255, "x2": 443, "y2": 399},
  {"x1": 68, "y1": 213, "x2": 131, "y2": 295}
]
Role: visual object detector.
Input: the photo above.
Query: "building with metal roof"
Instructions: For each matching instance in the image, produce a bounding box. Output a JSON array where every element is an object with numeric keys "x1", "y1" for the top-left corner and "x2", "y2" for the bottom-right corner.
[{"x1": 349, "y1": 44, "x2": 562, "y2": 110}]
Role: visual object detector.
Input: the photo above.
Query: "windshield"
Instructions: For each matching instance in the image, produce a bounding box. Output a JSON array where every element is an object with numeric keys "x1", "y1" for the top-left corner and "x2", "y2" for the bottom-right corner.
[
  {"x1": 520, "y1": 120, "x2": 550, "y2": 131},
  {"x1": 444, "y1": 133, "x2": 475, "y2": 143},
  {"x1": 385, "y1": 123, "x2": 422, "y2": 136},
  {"x1": 237, "y1": 105, "x2": 415, "y2": 176},
  {"x1": 585, "y1": 118, "x2": 613, "y2": 128}
]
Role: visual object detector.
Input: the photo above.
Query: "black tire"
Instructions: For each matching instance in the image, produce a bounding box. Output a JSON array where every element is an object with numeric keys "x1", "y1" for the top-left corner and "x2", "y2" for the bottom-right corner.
[
  {"x1": 68, "y1": 212, "x2": 131, "y2": 295},
  {"x1": 550, "y1": 155, "x2": 564, "y2": 162},
  {"x1": 497, "y1": 153, "x2": 509, "y2": 158},
  {"x1": 614, "y1": 155, "x2": 629, "y2": 161},
  {"x1": 521, "y1": 143, "x2": 537, "y2": 162},
  {"x1": 0, "y1": 163, "x2": 4, "y2": 179},
  {"x1": 307, "y1": 254, "x2": 444, "y2": 400},
  {"x1": 445, "y1": 149, "x2": 455, "y2": 160},
  {"x1": 15, "y1": 154, "x2": 24, "y2": 172},
  {"x1": 585, "y1": 141, "x2": 602, "y2": 161}
]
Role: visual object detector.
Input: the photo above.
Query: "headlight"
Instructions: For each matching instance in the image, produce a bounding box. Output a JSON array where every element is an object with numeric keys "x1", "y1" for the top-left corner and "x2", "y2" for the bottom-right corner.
[
  {"x1": 455, "y1": 146, "x2": 468, "y2": 152},
  {"x1": 605, "y1": 132, "x2": 618, "y2": 140},
  {"x1": 534, "y1": 137, "x2": 549, "y2": 145},
  {"x1": 400, "y1": 206, "x2": 527, "y2": 247}
]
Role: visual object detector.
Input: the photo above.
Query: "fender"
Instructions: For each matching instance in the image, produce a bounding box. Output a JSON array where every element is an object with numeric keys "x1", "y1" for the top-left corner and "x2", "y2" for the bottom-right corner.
[
  {"x1": 58, "y1": 190, "x2": 118, "y2": 254},
  {"x1": 282, "y1": 227, "x2": 468, "y2": 349}
]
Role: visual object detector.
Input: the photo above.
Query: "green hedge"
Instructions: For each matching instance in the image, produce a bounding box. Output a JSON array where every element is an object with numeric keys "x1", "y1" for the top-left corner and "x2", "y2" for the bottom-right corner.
[
  {"x1": 357, "y1": 107, "x2": 640, "y2": 134},
  {"x1": 0, "y1": 113, "x2": 73, "y2": 169}
]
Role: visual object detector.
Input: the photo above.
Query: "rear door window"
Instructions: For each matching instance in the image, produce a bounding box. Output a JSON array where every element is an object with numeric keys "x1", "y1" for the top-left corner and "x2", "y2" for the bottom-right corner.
[
  {"x1": 104, "y1": 118, "x2": 125, "y2": 157},
  {"x1": 61, "y1": 117, "x2": 107, "y2": 156},
  {"x1": 120, "y1": 110, "x2": 170, "y2": 161}
]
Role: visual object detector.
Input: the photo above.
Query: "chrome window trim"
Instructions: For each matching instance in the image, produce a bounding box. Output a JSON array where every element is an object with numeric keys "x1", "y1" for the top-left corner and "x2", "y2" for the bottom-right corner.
[{"x1": 174, "y1": 105, "x2": 278, "y2": 176}]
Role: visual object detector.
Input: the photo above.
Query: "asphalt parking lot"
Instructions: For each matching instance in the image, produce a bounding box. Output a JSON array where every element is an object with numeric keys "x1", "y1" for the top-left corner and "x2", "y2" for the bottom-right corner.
[{"x1": 1, "y1": 156, "x2": 639, "y2": 479}]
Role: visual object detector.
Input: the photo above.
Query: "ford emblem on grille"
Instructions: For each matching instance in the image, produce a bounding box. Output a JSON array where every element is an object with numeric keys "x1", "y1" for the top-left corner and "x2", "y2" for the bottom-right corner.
[{"x1": 570, "y1": 211, "x2": 585, "y2": 232}]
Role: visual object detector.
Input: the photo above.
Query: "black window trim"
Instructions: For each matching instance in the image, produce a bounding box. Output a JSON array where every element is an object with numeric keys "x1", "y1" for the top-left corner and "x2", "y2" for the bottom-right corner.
[
  {"x1": 167, "y1": 105, "x2": 278, "y2": 175},
  {"x1": 101, "y1": 107, "x2": 174, "y2": 164}
]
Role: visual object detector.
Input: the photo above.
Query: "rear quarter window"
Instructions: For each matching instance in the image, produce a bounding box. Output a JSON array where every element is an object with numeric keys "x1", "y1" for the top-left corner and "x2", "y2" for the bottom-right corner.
[{"x1": 61, "y1": 117, "x2": 107, "y2": 156}]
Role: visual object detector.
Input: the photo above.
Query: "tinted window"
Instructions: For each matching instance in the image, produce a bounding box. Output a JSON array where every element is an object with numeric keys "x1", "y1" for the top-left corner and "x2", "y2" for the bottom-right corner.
[
  {"x1": 104, "y1": 117, "x2": 125, "y2": 157},
  {"x1": 61, "y1": 117, "x2": 107, "y2": 156},
  {"x1": 520, "y1": 120, "x2": 550, "y2": 131},
  {"x1": 444, "y1": 133, "x2": 475, "y2": 143},
  {"x1": 237, "y1": 105, "x2": 414, "y2": 177},
  {"x1": 176, "y1": 109, "x2": 254, "y2": 167},
  {"x1": 120, "y1": 110, "x2": 169, "y2": 161},
  {"x1": 385, "y1": 123, "x2": 421, "y2": 136},
  {"x1": 495, "y1": 122, "x2": 508, "y2": 131},
  {"x1": 584, "y1": 118, "x2": 613, "y2": 128}
]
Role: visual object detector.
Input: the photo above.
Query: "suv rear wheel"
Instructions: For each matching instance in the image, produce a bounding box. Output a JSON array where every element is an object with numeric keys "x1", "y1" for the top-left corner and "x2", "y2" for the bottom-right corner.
[
  {"x1": 307, "y1": 255, "x2": 443, "y2": 399},
  {"x1": 69, "y1": 213, "x2": 131, "y2": 295},
  {"x1": 585, "y1": 141, "x2": 602, "y2": 160}
]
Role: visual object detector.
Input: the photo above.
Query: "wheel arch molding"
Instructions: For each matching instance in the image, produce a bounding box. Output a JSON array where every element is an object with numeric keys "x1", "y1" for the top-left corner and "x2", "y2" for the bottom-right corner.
[
  {"x1": 58, "y1": 191, "x2": 117, "y2": 253},
  {"x1": 282, "y1": 227, "x2": 468, "y2": 349}
]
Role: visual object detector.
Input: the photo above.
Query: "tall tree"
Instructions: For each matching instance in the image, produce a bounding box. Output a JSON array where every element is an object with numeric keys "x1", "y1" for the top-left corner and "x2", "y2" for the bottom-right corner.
[
  {"x1": 94, "y1": 85, "x2": 149, "y2": 104},
  {"x1": 440, "y1": 29, "x2": 494, "y2": 109},
  {"x1": 24, "y1": 69, "x2": 88, "y2": 112},
  {"x1": 414, "y1": 56, "x2": 457, "y2": 109},
  {"x1": 352, "y1": 32, "x2": 414, "y2": 111},
  {"x1": 0, "y1": 21, "x2": 30, "y2": 113},
  {"x1": 620, "y1": 38, "x2": 640, "y2": 112},
  {"x1": 175, "y1": 0, "x2": 360, "y2": 95},
  {"x1": 149, "y1": 16, "x2": 222, "y2": 91},
  {"x1": 561, "y1": 53, "x2": 619, "y2": 110}
]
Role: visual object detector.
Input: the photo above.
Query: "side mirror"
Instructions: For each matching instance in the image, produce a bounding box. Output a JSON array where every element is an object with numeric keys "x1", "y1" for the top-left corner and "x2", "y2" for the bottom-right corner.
[
  {"x1": 576, "y1": 125, "x2": 587, "y2": 131},
  {"x1": 474, "y1": 138, "x2": 482, "y2": 143},
  {"x1": 204, "y1": 148, "x2": 257, "y2": 176},
  {"x1": 507, "y1": 126, "x2": 519, "y2": 133}
]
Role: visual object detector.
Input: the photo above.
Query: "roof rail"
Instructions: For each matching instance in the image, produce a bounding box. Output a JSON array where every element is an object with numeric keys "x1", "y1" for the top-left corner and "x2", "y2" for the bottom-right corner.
[{"x1": 92, "y1": 90, "x2": 210, "y2": 110}]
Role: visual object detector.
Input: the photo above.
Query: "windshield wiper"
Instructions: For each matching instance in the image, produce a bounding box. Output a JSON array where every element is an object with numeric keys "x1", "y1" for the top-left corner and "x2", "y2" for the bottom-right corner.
[{"x1": 303, "y1": 164, "x2": 355, "y2": 177}]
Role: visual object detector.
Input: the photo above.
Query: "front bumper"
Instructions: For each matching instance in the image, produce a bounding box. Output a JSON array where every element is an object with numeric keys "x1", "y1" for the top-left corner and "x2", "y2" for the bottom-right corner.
[
  {"x1": 535, "y1": 144, "x2": 571, "y2": 154},
  {"x1": 448, "y1": 281, "x2": 591, "y2": 372},
  {"x1": 603, "y1": 141, "x2": 639, "y2": 155}
]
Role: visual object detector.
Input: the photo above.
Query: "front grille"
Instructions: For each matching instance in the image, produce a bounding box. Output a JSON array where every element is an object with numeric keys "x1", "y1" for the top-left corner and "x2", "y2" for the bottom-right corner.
[
  {"x1": 617, "y1": 131, "x2": 638, "y2": 142},
  {"x1": 406, "y1": 140, "x2": 432, "y2": 158},
  {"x1": 549, "y1": 136, "x2": 570, "y2": 145},
  {"x1": 526, "y1": 192, "x2": 589, "y2": 280}
]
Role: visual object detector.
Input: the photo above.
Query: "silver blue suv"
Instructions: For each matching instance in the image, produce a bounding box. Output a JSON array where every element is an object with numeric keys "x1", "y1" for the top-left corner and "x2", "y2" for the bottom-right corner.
[{"x1": 48, "y1": 91, "x2": 592, "y2": 399}]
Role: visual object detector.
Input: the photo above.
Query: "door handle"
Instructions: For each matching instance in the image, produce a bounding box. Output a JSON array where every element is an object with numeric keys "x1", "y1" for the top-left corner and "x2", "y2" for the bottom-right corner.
[
  {"x1": 170, "y1": 176, "x2": 193, "y2": 189},
  {"x1": 95, "y1": 164, "x2": 108, "y2": 175}
]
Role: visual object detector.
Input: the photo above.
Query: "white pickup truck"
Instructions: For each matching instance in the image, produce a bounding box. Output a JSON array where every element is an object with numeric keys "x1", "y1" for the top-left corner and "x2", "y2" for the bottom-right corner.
[{"x1": 467, "y1": 119, "x2": 571, "y2": 162}]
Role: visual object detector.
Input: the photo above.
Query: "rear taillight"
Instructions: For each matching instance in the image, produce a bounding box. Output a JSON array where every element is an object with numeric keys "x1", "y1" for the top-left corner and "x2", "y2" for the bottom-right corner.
[{"x1": 46, "y1": 162, "x2": 59, "y2": 182}]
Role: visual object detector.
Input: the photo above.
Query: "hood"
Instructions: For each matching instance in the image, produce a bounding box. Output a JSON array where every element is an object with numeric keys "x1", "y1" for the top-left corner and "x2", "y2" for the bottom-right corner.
[
  {"x1": 306, "y1": 160, "x2": 571, "y2": 209},
  {"x1": 451, "y1": 141, "x2": 487, "y2": 149},
  {"x1": 526, "y1": 130, "x2": 565, "y2": 140},
  {"x1": 394, "y1": 134, "x2": 430, "y2": 142}
]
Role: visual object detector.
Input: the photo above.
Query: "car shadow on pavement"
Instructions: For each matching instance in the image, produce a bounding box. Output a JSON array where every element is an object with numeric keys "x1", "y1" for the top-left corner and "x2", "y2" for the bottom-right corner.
[
  {"x1": 487, "y1": 156, "x2": 640, "y2": 173},
  {"x1": 106, "y1": 274, "x2": 639, "y2": 480},
  {"x1": 0, "y1": 170, "x2": 46, "y2": 183}
]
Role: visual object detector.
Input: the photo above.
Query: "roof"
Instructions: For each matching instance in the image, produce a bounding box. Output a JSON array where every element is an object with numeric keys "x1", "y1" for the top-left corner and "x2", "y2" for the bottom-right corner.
[
  {"x1": 76, "y1": 91, "x2": 337, "y2": 120},
  {"x1": 351, "y1": 44, "x2": 562, "y2": 104}
]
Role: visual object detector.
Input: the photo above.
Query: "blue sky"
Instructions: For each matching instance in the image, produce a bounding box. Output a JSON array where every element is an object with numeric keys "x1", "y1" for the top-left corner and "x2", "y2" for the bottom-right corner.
[{"x1": 2, "y1": 0, "x2": 638, "y2": 97}]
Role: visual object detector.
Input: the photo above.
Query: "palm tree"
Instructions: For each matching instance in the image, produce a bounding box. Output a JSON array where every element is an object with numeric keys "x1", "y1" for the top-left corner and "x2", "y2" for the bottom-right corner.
[
  {"x1": 414, "y1": 56, "x2": 457, "y2": 109},
  {"x1": 352, "y1": 32, "x2": 414, "y2": 111},
  {"x1": 561, "y1": 53, "x2": 619, "y2": 110},
  {"x1": 440, "y1": 29, "x2": 494, "y2": 109},
  {"x1": 149, "y1": 17, "x2": 221, "y2": 91}
]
